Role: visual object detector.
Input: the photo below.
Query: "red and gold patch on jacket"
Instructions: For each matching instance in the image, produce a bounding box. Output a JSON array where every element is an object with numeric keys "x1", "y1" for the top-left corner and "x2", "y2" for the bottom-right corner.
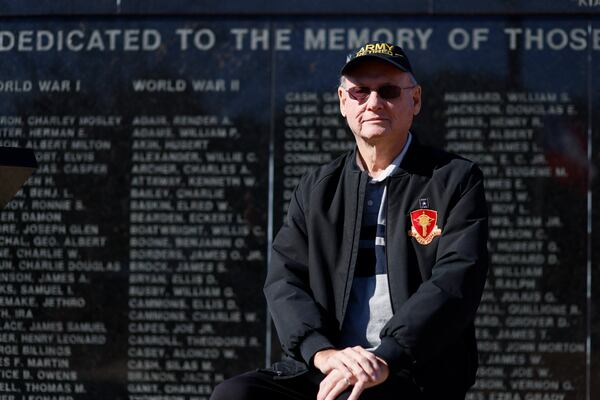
[{"x1": 408, "y1": 209, "x2": 442, "y2": 245}]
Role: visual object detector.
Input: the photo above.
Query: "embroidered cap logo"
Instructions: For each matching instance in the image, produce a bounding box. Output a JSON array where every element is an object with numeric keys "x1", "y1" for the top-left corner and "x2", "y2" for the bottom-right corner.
[{"x1": 355, "y1": 43, "x2": 400, "y2": 58}]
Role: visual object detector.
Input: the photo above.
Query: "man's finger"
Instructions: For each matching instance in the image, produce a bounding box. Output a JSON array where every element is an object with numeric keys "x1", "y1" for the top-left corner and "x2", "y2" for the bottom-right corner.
[
  {"x1": 318, "y1": 370, "x2": 345, "y2": 400},
  {"x1": 323, "y1": 376, "x2": 352, "y2": 400},
  {"x1": 327, "y1": 356, "x2": 354, "y2": 381},
  {"x1": 345, "y1": 347, "x2": 379, "y2": 379},
  {"x1": 346, "y1": 380, "x2": 365, "y2": 400},
  {"x1": 333, "y1": 351, "x2": 371, "y2": 383},
  {"x1": 352, "y1": 346, "x2": 379, "y2": 366},
  {"x1": 317, "y1": 375, "x2": 334, "y2": 400}
]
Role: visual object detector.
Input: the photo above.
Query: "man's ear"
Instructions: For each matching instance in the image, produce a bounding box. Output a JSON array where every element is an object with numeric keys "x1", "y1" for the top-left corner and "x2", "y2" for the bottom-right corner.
[
  {"x1": 412, "y1": 85, "x2": 422, "y2": 116},
  {"x1": 338, "y1": 86, "x2": 346, "y2": 117}
]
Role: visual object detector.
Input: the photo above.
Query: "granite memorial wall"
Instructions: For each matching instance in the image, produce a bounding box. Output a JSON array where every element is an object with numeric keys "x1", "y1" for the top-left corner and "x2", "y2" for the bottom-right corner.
[{"x1": 0, "y1": 4, "x2": 598, "y2": 400}]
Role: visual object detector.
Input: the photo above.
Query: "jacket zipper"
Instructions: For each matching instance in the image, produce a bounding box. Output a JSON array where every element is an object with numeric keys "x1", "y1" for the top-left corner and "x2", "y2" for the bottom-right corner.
[
  {"x1": 340, "y1": 171, "x2": 367, "y2": 327},
  {"x1": 385, "y1": 179, "x2": 395, "y2": 314}
]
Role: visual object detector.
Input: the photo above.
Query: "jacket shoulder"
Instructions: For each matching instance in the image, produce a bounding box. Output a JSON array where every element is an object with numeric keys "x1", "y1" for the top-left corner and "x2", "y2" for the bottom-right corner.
[
  {"x1": 402, "y1": 141, "x2": 484, "y2": 198},
  {"x1": 410, "y1": 142, "x2": 483, "y2": 180},
  {"x1": 296, "y1": 151, "x2": 353, "y2": 191}
]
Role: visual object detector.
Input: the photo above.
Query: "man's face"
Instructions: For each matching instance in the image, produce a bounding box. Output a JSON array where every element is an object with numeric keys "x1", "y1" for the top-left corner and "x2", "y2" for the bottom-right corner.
[{"x1": 338, "y1": 59, "x2": 421, "y2": 147}]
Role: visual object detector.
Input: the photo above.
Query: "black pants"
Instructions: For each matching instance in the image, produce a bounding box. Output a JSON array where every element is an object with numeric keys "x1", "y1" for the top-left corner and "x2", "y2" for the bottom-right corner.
[{"x1": 210, "y1": 369, "x2": 427, "y2": 400}]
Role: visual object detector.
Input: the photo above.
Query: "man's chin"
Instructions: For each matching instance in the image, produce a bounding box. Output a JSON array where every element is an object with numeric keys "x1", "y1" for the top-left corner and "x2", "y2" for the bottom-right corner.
[{"x1": 359, "y1": 129, "x2": 389, "y2": 142}]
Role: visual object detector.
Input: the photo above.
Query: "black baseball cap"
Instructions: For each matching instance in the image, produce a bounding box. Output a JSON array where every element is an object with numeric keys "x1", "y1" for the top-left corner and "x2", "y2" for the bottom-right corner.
[{"x1": 341, "y1": 42, "x2": 413, "y2": 75}]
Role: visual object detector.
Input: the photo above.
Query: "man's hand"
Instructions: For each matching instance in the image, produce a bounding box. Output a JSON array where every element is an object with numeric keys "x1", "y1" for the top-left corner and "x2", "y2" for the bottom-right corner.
[{"x1": 313, "y1": 347, "x2": 389, "y2": 400}]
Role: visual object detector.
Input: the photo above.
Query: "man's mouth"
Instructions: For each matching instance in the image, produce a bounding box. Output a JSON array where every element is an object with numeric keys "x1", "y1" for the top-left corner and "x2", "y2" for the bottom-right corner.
[{"x1": 364, "y1": 118, "x2": 388, "y2": 122}]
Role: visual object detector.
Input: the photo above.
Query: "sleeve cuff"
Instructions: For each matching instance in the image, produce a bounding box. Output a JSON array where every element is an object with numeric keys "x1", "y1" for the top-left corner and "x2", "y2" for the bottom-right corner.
[
  {"x1": 371, "y1": 337, "x2": 415, "y2": 374},
  {"x1": 299, "y1": 331, "x2": 335, "y2": 365}
]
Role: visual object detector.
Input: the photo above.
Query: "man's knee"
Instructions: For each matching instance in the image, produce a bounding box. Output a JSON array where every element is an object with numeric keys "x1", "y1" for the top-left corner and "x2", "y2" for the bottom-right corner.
[{"x1": 210, "y1": 373, "x2": 261, "y2": 400}]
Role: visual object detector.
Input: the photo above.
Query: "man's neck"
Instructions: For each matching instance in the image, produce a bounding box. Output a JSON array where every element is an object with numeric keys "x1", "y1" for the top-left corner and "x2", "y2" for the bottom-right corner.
[{"x1": 356, "y1": 134, "x2": 409, "y2": 179}]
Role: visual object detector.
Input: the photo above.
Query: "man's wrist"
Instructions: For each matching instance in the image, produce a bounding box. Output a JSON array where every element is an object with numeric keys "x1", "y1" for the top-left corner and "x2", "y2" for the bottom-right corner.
[{"x1": 313, "y1": 348, "x2": 336, "y2": 369}]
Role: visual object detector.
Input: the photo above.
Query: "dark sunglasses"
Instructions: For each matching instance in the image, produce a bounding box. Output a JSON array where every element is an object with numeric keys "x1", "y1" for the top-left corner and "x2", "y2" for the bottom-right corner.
[{"x1": 345, "y1": 84, "x2": 416, "y2": 102}]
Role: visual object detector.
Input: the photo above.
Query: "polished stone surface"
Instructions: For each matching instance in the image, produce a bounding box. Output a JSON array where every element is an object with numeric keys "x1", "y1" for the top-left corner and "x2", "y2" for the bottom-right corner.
[{"x1": 0, "y1": 15, "x2": 596, "y2": 400}]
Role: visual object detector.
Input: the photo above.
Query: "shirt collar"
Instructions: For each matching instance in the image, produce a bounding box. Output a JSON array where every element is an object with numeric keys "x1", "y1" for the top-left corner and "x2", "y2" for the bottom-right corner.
[{"x1": 356, "y1": 132, "x2": 413, "y2": 183}]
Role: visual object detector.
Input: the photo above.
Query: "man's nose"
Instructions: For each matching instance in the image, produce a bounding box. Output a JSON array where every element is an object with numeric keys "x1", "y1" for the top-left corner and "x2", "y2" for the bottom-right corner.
[{"x1": 365, "y1": 90, "x2": 384, "y2": 109}]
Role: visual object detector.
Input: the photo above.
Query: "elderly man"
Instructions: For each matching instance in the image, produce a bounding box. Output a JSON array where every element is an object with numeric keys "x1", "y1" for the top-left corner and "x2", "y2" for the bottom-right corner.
[{"x1": 211, "y1": 42, "x2": 488, "y2": 400}]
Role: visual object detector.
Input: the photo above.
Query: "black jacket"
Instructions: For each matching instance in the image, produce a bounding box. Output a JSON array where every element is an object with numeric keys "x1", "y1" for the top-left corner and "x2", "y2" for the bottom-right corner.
[{"x1": 264, "y1": 137, "x2": 488, "y2": 394}]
